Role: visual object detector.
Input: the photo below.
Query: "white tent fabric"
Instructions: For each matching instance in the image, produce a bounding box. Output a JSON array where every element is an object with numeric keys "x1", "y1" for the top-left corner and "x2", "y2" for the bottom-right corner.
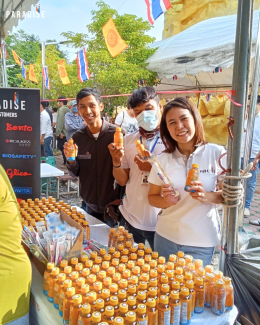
[
  {"x1": 1, "y1": 0, "x2": 39, "y2": 39},
  {"x1": 147, "y1": 11, "x2": 259, "y2": 81}
]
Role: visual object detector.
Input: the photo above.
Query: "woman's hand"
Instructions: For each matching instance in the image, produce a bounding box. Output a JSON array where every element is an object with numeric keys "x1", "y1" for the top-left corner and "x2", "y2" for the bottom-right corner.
[
  {"x1": 108, "y1": 143, "x2": 124, "y2": 167},
  {"x1": 189, "y1": 181, "x2": 209, "y2": 204},
  {"x1": 161, "y1": 184, "x2": 179, "y2": 206}
]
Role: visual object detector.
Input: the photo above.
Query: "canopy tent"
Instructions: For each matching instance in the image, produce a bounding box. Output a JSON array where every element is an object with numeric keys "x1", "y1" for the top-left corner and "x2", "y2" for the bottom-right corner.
[{"x1": 147, "y1": 10, "x2": 259, "y2": 92}]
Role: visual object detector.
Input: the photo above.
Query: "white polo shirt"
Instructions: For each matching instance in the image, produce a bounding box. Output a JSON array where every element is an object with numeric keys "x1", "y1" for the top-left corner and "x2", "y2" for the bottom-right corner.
[
  {"x1": 119, "y1": 131, "x2": 165, "y2": 231},
  {"x1": 242, "y1": 113, "x2": 260, "y2": 158},
  {"x1": 40, "y1": 109, "x2": 53, "y2": 139},
  {"x1": 148, "y1": 143, "x2": 226, "y2": 247}
]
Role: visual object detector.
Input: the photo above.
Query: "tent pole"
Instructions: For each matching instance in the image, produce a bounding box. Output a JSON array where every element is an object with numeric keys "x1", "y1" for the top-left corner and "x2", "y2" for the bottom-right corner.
[{"x1": 226, "y1": 0, "x2": 253, "y2": 256}]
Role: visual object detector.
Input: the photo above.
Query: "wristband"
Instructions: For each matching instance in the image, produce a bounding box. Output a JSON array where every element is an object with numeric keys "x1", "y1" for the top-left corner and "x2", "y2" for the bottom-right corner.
[{"x1": 113, "y1": 164, "x2": 121, "y2": 168}]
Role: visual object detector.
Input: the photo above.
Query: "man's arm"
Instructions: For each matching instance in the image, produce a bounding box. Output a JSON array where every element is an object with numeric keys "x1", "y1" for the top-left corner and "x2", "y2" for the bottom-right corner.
[
  {"x1": 108, "y1": 143, "x2": 130, "y2": 186},
  {"x1": 40, "y1": 114, "x2": 47, "y2": 144}
]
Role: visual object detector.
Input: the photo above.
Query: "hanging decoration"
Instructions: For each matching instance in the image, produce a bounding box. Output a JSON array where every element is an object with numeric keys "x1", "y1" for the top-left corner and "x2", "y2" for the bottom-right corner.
[
  {"x1": 102, "y1": 18, "x2": 128, "y2": 58},
  {"x1": 173, "y1": 75, "x2": 178, "y2": 81},
  {"x1": 29, "y1": 64, "x2": 38, "y2": 83},
  {"x1": 11, "y1": 50, "x2": 21, "y2": 66},
  {"x1": 213, "y1": 67, "x2": 223, "y2": 73},
  {"x1": 20, "y1": 60, "x2": 27, "y2": 79},
  {"x1": 138, "y1": 79, "x2": 146, "y2": 86},
  {"x1": 144, "y1": 0, "x2": 171, "y2": 25},
  {"x1": 42, "y1": 66, "x2": 50, "y2": 90},
  {"x1": 57, "y1": 60, "x2": 70, "y2": 85},
  {"x1": 76, "y1": 48, "x2": 91, "y2": 83}
]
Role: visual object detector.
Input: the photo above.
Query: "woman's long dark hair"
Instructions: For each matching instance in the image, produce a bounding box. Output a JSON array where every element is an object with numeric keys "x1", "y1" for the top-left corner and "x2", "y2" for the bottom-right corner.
[{"x1": 160, "y1": 97, "x2": 206, "y2": 153}]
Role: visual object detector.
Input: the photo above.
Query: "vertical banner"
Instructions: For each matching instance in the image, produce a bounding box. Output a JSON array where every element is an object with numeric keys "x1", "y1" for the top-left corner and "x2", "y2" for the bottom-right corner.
[
  {"x1": 76, "y1": 48, "x2": 91, "y2": 83},
  {"x1": 0, "y1": 88, "x2": 41, "y2": 200},
  {"x1": 57, "y1": 60, "x2": 70, "y2": 85}
]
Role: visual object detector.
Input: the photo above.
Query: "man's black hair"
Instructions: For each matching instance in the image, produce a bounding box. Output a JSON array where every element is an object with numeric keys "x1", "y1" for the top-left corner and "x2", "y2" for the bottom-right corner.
[
  {"x1": 76, "y1": 88, "x2": 102, "y2": 104},
  {"x1": 41, "y1": 99, "x2": 49, "y2": 109},
  {"x1": 58, "y1": 96, "x2": 67, "y2": 105},
  {"x1": 248, "y1": 94, "x2": 260, "y2": 104},
  {"x1": 52, "y1": 107, "x2": 57, "y2": 112},
  {"x1": 128, "y1": 86, "x2": 159, "y2": 109}
]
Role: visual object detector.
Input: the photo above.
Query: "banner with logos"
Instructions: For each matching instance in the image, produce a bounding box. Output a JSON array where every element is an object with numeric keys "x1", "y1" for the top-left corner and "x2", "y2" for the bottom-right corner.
[{"x1": 0, "y1": 88, "x2": 41, "y2": 200}]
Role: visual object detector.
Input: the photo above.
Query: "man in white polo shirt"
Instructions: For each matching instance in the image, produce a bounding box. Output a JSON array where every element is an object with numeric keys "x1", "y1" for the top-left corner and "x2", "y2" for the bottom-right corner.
[
  {"x1": 40, "y1": 102, "x2": 53, "y2": 157},
  {"x1": 108, "y1": 87, "x2": 165, "y2": 249}
]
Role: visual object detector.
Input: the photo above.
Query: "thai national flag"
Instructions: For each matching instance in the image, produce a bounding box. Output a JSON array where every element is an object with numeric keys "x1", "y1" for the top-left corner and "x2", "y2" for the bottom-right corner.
[
  {"x1": 42, "y1": 66, "x2": 50, "y2": 90},
  {"x1": 20, "y1": 60, "x2": 27, "y2": 79},
  {"x1": 76, "y1": 48, "x2": 91, "y2": 83},
  {"x1": 144, "y1": 0, "x2": 171, "y2": 25}
]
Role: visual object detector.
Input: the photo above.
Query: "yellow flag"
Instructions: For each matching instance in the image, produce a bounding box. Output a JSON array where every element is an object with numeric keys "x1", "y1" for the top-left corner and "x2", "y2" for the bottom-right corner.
[
  {"x1": 11, "y1": 50, "x2": 21, "y2": 66},
  {"x1": 102, "y1": 18, "x2": 128, "y2": 57},
  {"x1": 57, "y1": 60, "x2": 70, "y2": 85},
  {"x1": 29, "y1": 64, "x2": 38, "y2": 83}
]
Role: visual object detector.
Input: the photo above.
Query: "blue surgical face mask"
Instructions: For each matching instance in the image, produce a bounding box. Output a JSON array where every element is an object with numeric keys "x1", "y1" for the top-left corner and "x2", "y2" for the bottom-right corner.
[
  {"x1": 72, "y1": 106, "x2": 78, "y2": 113},
  {"x1": 136, "y1": 110, "x2": 159, "y2": 131}
]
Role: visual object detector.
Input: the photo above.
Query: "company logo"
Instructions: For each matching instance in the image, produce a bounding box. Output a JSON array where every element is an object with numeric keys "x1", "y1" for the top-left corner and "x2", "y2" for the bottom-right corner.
[
  {"x1": 13, "y1": 187, "x2": 32, "y2": 194},
  {"x1": 14, "y1": 91, "x2": 19, "y2": 104},
  {"x1": 5, "y1": 139, "x2": 31, "y2": 147},
  {"x1": 0, "y1": 99, "x2": 26, "y2": 110},
  {"x1": 6, "y1": 169, "x2": 32, "y2": 179},
  {"x1": 6, "y1": 123, "x2": 32, "y2": 131},
  {"x1": 36, "y1": 5, "x2": 40, "y2": 13},
  {"x1": 86, "y1": 151, "x2": 91, "y2": 159},
  {"x1": 0, "y1": 112, "x2": 17, "y2": 117},
  {"x1": 2, "y1": 154, "x2": 36, "y2": 159},
  {"x1": 5, "y1": 6, "x2": 45, "y2": 19}
]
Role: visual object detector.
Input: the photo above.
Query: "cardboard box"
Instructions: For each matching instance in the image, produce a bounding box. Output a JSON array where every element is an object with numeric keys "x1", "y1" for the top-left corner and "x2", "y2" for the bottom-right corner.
[{"x1": 23, "y1": 210, "x2": 83, "y2": 277}]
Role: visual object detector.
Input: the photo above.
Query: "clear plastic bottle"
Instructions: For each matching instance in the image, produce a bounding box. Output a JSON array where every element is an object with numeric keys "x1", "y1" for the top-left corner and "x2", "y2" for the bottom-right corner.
[
  {"x1": 204, "y1": 273, "x2": 215, "y2": 308},
  {"x1": 184, "y1": 164, "x2": 199, "y2": 192},
  {"x1": 103, "y1": 306, "x2": 115, "y2": 325},
  {"x1": 147, "y1": 297, "x2": 158, "y2": 325},
  {"x1": 179, "y1": 287, "x2": 191, "y2": 325},
  {"x1": 223, "y1": 277, "x2": 234, "y2": 312},
  {"x1": 169, "y1": 290, "x2": 181, "y2": 325},
  {"x1": 211, "y1": 280, "x2": 226, "y2": 315},
  {"x1": 77, "y1": 303, "x2": 91, "y2": 325},
  {"x1": 157, "y1": 295, "x2": 171, "y2": 325},
  {"x1": 43, "y1": 262, "x2": 54, "y2": 295},
  {"x1": 136, "y1": 304, "x2": 148, "y2": 325},
  {"x1": 69, "y1": 294, "x2": 82, "y2": 325},
  {"x1": 194, "y1": 277, "x2": 204, "y2": 314}
]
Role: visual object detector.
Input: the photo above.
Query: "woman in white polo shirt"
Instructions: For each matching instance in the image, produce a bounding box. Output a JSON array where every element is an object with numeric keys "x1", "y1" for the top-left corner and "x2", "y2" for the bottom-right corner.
[{"x1": 148, "y1": 97, "x2": 225, "y2": 266}]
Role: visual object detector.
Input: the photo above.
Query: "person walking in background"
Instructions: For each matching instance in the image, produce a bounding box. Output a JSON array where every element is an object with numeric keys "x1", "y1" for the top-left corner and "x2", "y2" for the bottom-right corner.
[
  {"x1": 115, "y1": 101, "x2": 139, "y2": 134},
  {"x1": 65, "y1": 99, "x2": 85, "y2": 141},
  {"x1": 40, "y1": 101, "x2": 53, "y2": 157},
  {"x1": 52, "y1": 107, "x2": 58, "y2": 150},
  {"x1": 56, "y1": 96, "x2": 70, "y2": 167},
  {"x1": 41, "y1": 99, "x2": 53, "y2": 124},
  {"x1": 104, "y1": 112, "x2": 110, "y2": 123}
]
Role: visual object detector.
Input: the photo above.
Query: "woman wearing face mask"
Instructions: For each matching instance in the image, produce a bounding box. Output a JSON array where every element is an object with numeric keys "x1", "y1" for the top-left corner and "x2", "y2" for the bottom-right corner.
[
  {"x1": 108, "y1": 87, "x2": 165, "y2": 249},
  {"x1": 65, "y1": 99, "x2": 86, "y2": 141},
  {"x1": 148, "y1": 98, "x2": 226, "y2": 266}
]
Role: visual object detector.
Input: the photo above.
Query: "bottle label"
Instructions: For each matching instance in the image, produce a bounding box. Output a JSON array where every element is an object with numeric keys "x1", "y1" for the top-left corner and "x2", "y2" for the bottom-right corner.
[
  {"x1": 83, "y1": 229, "x2": 87, "y2": 244},
  {"x1": 138, "y1": 320, "x2": 148, "y2": 325},
  {"x1": 180, "y1": 302, "x2": 187, "y2": 325},
  {"x1": 147, "y1": 310, "x2": 158, "y2": 325},
  {"x1": 158, "y1": 309, "x2": 170, "y2": 325},
  {"x1": 225, "y1": 306, "x2": 233, "y2": 312},
  {"x1": 212, "y1": 293, "x2": 225, "y2": 315},
  {"x1": 170, "y1": 304, "x2": 181, "y2": 325},
  {"x1": 77, "y1": 320, "x2": 84, "y2": 325},
  {"x1": 195, "y1": 291, "x2": 204, "y2": 308}
]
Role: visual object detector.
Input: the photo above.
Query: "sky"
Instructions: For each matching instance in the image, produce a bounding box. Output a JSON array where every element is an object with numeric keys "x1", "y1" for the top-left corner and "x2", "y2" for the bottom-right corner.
[{"x1": 11, "y1": 0, "x2": 165, "y2": 61}]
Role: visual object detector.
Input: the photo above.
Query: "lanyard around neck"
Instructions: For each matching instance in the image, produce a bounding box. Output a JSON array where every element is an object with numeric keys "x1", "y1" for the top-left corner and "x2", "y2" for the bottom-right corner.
[{"x1": 140, "y1": 136, "x2": 159, "y2": 154}]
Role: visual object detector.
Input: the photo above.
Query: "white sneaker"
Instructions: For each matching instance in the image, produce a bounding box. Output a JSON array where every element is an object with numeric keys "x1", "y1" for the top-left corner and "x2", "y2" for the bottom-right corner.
[{"x1": 244, "y1": 208, "x2": 250, "y2": 217}]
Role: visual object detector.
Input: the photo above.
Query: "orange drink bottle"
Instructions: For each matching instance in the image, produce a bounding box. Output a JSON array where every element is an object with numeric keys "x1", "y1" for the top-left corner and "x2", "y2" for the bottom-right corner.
[
  {"x1": 145, "y1": 247, "x2": 152, "y2": 256},
  {"x1": 119, "y1": 279, "x2": 128, "y2": 291},
  {"x1": 128, "y1": 284, "x2": 137, "y2": 297},
  {"x1": 90, "y1": 311, "x2": 101, "y2": 325},
  {"x1": 125, "y1": 311, "x2": 137, "y2": 325},
  {"x1": 213, "y1": 271, "x2": 223, "y2": 282},
  {"x1": 185, "y1": 280, "x2": 195, "y2": 317},
  {"x1": 137, "y1": 250, "x2": 145, "y2": 260},
  {"x1": 157, "y1": 265, "x2": 166, "y2": 281},
  {"x1": 71, "y1": 271, "x2": 79, "y2": 287},
  {"x1": 150, "y1": 269, "x2": 158, "y2": 281},
  {"x1": 194, "y1": 277, "x2": 204, "y2": 314},
  {"x1": 123, "y1": 269, "x2": 131, "y2": 281},
  {"x1": 169, "y1": 290, "x2": 181, "y2": 325},
  {"x1": 94, "y1": 281, "x2": 103, "y2": 299},
  {"x1": 118, "y1": 302, "x2": 128, "y2": 321},
  {"x1": 85, "y1": 260, "x2": 93, "y2": 271},
  {"x1": 104, "y1": 306, "x2": 115, "y2": 325},
  {"x1": 184, "y1": 272, "x2": 193, "y2": 286},
  {"x1": 48, "y1": 267, "x2": 60, "y2": 303},
  {"x1": 132, "y1": 266, "x2": 141, "y2": 280},
  {"x1": 43, "y1": 262, "x2": 54, "y2": 295},
  {"x1": 157, "y1": 295, "x2": 171, "y2": 325},
  {"x1": 59, "y1": 279, "x2": 72, "y2": 317},
  {"x1": 67, "y1": 138, "x2": 76, "y2": 161},
  {"x1": 114, "y1": 316, "x2": 124, "y2": 325},
  {"x1": 98, "y1": 270, "x2": 107, "y2": 284},
  {"x1": 88, "y1": 291, "x2": 97, "y2": 312},
  {"x1": 121, "y1": 255, "x2": 128, "y2": 265},
  {"x1": 75, "y1": 263, "x2": 83, "y2": 275},
  {"x1": 60, "y1": 260, "x2": 68, "y2": 272},
  {"x1": 108, "y1": 228, "x2": 117, "y2": 247},
  {"x1": 102, "y1": 289, "x2": 111, "y2": 307},
  {"x1": 100, "y1": 248, "x2": 107, "y2": 258},
  {"x1": 136, "y1": 304, "x2": 148, "y2": 325},
  {"x1": 160, "y1": 284, "x2": 170, "y2": 297},
  {"x1": 88, "y1": 274, "x2": 96, "y2": 291},
  {"x1": 81, "y1": 284, "x2": 90, "y2": 304},
  {"x1": 205, "y1": 265, "x2": 213, "y2": 274},
  {"x1": 160, "y1": 274, "x2": 169, "y2": 290},
  {"x1": 92, "y1": 265, "x2": 100, "y2": 277},
  {"x1": 113, "y1": 273, "x2": 121, "y2": 285},
  {"x1": 158, "y1": 256, "x2": 166, "y2": 266},
  {"x1": 176, "y1": 251, "x2": 184, "y2": 264},
  {"x1": 64, "y1": 266, "x2": 72, "y2": 279},
  {"x1": 80, "y1": 254, "x2": 89, "y2": 265},
  {"x1": 114, "y1": 128, "x2": 124, "y2": 148},
  {"x1": 83, "y1": 221, "x2": 90, "y2": 244},
  {"x1": 110, "y1": 296, "x2": 119, "y2": 316},
  {"x1": 178, "y1": 259, "x2": 186, "y2": 272},
  {"x1": 54, "y1": 273, "x2": 66, "y2": 309},
  {"x1": 76, "y1": 277, "x2": 86, "y2": 295},
  {"x1": 118, "y1": 289, "x2": 127, "y2": 303},
  {"x1": 110, "y1": 283, "x2": 118, "y2": 296},
  {"x1": 108, "y1": 266, "x2": 116, "y2": 278},
  {"x1": 142, "y1": 264, "x2": 150, "y2": 275},
  {"x1": 137, "y1": 291, "x2": 147, "y2": 305},
  {"x1": 103, "y1": 277, "x2": 112, "y2": 290},
  {"x1": 94, "y1": 298, "x2": 105, "y2": 320},
  {"x1": 184, "y1": 255, "x2": 193, "y2": 265},
  {"x1": 102, "y1": 261, "x2": 110, "y2": 272},
  {"x1": 71, "y1": 257, "x2": 78, "y2": 271},
  {"x1": 138, "y1": 243, "x2": 145, "y2": 250},
  {"x1": 109, "y1": 246, "x2": 115, "y2": 255},
  {"x1": 175, "y1": 275, "x2": 184, "y2": 288},
  {"x1": 194, "y1": 259, "x2": 203, "y2": 273},
  {"x1": 204, "y1": 273, "x2": 215, "y2": 308},
  {"x1": 187, "y1": 263, "x2": 196, "y2": 279},
  {"x1": 90, "y1": 251, "x2": 97, "y2": 262},
  {"x1": 63, "y1": 287, "x2": 76, "y2": 325},
  {"x1": 138, "y1": 282, "x2": 148, "y2": 296},
  {"x1": 77, "y1": 303, "x2": 91, "y2": 325},
  {"x1": 95, "y1": 256, "x2": 102, "y2": 267},
  {"x1": 184, "y1": 164, "x2": 199, "y2": 192},
  {"x1": 127, "y1": 296, "x2": 137, "y2": 311},
  {"x1": 211, "y1": 280, "x2": 226, "y2": 315},
  {"x1": 69, "y1": 294, "x2": 82, "y2": 325},
  {"x1": 175, "y1": 267, "x2": 183, "y2": 277},
  {"x1": 147, "y1": 287, "x2": 159, "y2": 306},
  {"x1": 223, "y1": 277, "x2": 234, "y2": 312},
  {"x1": 112, "y1": 258, "x2": 119, "y2": 270},
  {"x1": 166, "y1": 262, "x2": 174, "y2": 271},
  {"x1": 82, "y1": 268, "x2": 90, "y2": 281},
  {"x1": 197, "y1": 267, "x2": 205, "y2": 280},
  {"x1": 152, "y1": 251, "x2": 159, "y2": 261},
  {"x1": 180, "y1": 287, "x2": 191, "y2": 325},
  {"x1": 147, "y1": 298, "x2": 158, "y2": 325},
  {"x1": 145, "y1": 255, "x2": 152, "y2": 264},
  {"x1": 135, "y1": 140, "x2": 145, "y2": 158}
]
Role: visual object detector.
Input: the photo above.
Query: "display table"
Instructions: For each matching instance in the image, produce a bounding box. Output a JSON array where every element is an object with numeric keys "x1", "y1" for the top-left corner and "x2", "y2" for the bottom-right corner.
[{"x1": 40, "y1": 163, "x2": 64, "y2": 198}]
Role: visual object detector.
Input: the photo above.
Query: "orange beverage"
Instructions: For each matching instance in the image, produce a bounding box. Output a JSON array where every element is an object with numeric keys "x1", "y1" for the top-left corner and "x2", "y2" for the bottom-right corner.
[
  {"x1": 194, "y1": 277, "x2": 204, "y2": 314},
  {"x1": 102, "y1": 289, "x2": 110, "y2": 307},
  {"x1": 157, "y1": 265, "x2": 165, "y2": 280},
  {"x1": 118, "y1": 302, "x2": 128, "y2": 321},
  {"x1": 43, "y1": 262, "x2": 55, "y2": 295},
  {"x1": 157, "y1": 295, "x2": 170, "y2": 325},
  {"x1": 77, "y1": 303, "x2": 91, "y2": 325},
  {"x1": 108, "y1": 228, "x2": 117, "y2": 247},
  {"x1": 213, "y1": 271, "x2": 223, "y2": 282},
  {"x1": 125, "y1": 311, "x2": 137, "y2": 325},
  {"x1": 104, "y1": 306, "x2": 115, "y2": 325},
  {"x1": 80, "y1": 254, "x2": 89, "y2": 265},
  {"x1": 152, "y1": 252, "x2": 159, "y2": 261},
  {"x1": 90, "y1": 311, "x2": 101, "y2": 325},
  {"x1": 185, "y1": 280, "x2": 195, "y2": 316},
  {"x1": 180, "y1": 287, "x2": 191, "y2": 325},
  {"x1": 118, "y1": 289, "x2": 127, "y2": 303},
  {"x1": 184, "y1": 164, "x2": 199, "y2": 192},
  {"x1": 69, "y1": 294, "x2": 82, "y2": 325},
  {"x1": 75, "y1": 263, "x2": 83, "y2": 275},
  {"x1": 114, "y1": 127, "x2": 123, "y2": 147},
  {"x1": 60, "y1": 260, "x2": 68, "y2": 272},
  {"x1": 82, "y1": 268, "x2": 90, "y2": 280},
  {"x1": 88, "y1": 291, "x2": 97, "y2": 312},
  {"x1": 184, "y1": 255, "x2": 193, "y2": 265},
  {"x1": 88, "y1": 274, "x2": 96, "y2": 291},
  {"x1": 197, "y1": 267, "x2": 205, "y2": 280},
  {"x1": 94, "y1": 298, "x2": 105, "y2": 320},
  {"x1": 127, "y1": 296, "x2": 137, "y2": 311},
  {"x1": 175, "y1": 267, "x2": 183, "y2": 276},
  {"x1": 110, "y1": 283, "x2": 118, "y2": 296},
  {"x1": 142, "y1": 264, "x2": 150, "y2": 275},
  {"x1": 63, "y1": 287, "x2": 76, "y2": 325},
  {"x1": 136, "y1": 304, "x2": 148, "y2": 325},
  {"x1": 90, "y1": 251, "x2": 98, "y2": 262},
  {"x1": 223, "y1": 277, "x2": 234, "y2": 312},
  {"x1": 169, "y1": 290, "x2": 181, "y2": 325},
  {"x1": 109, "y1": 247, "x2": 115, "y2": 255},
  {"x1": 121, "y1": 255, "x2": 128, "y2": 265},
  {"x1": 132, "y1": 267, "x2": 141, "y2": 279},
  {"x1": 128, "y1": 284, "x2": 137, "y2": 297},
  {"x1": 160, "y1": 284, "x2": 170, "y2": 297},
  {"x1": 119, "y1": 279, "x2": 128, "y2": 291},
  {"x1": 98, "y1": 270, "x2": 107, "y2": 284},
  {"x1": 147, "y1": 298, "x2": 158, "y2": 325},
  {"x1": 145, "y1": 255, "x2": 152, "y2": 264},
  {"x1": 93, "y1": 281, "x2": 103, "y2": 299},
  {"x1": 175, "y1": 275, "x2": 184, "y2": 288},
  {"x1": 113, "y1": 273, "x2": 121, "y2": 285},
  {"x1": 48, "y1": 267, "x2": 60, "y2": 303},
  {"x1": 135, "y1": 140, "x2": 145, "y2": 158},
  {"x1": 184, "y1": 272, "x2": 193, "y2": 286},
  {"x1": 81, "y1": 284, "x2": 90, "y2": 304},
  {"x1": 205, "y1": 265, "x2": 213, "y2": 274},
  {"x1": 71, "y1": 257, "x2": 78, "y2": 271},
  {"x1": 114, "y1": 316, "x2": 124, "y2": 325},
  {"x1": 176, "y1": 251, "x2": 184, "y2": 263},
  {"x1": 123, "y1": 269, "x2": 131, "y2": 281},
  {"x1": 54, "y1": 273, "x2": 66, "y2": 309},
  {"x1": 92, "y1": 265, "x2": 100, "y2": 277},
  {"x1": 83, "y1": 220, "x2": 90, "y2": 244},
  {"x1": 103, "y1": 277, "x2": 112, "y2": 290},
  {"x1": 194, "y1": 259, "x2": 203, "y2": 272},
  {"x1": 76, "y1": 277, "x2": 86, "y2": 295},
  {"x1": 95, "y1": 256, "x2": 102, "y2": 267},
  {"x1": 147, "y1": 287, "x2": 159, "y2": 306},
  {"x1": 102, "y1": 261, "x2": 110, "y2": 272},
  {"x1": 150, "y1": 269, "x2": 158, "y2": 280},
  {"x1": 165, "y1": 262, "x2": 174, "y2": 271},
  {"x1": 110, "y1": 296, "x2": 119, "y2": 317},
  {"x1": 211, "y1": 280, "x2": 226, "y2": 315},
  {"x1": 138, "y1": 282, "x2": 148, "y2": 296},
  {"x1": 59, "y1": 279, "x2": 72, "y2": 317},
  {"x1": 85, "y1": 260, "x2": 93, "y2": 271},
  {"x1": 137, "y1": 291, "x2": 147, "y2": 305},
  {"x1": 204, "y1": 273, "x2": 215, "y2": 308},
  {"x1": 71, "y1": 271, "x2": 79, "y2": 287}
]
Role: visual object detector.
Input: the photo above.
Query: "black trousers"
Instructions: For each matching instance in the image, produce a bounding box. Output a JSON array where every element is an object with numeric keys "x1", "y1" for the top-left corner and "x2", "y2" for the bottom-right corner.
[
  {"x1": 57, "y1": 137, "x2": 67, "y2": 164},
  {"x1": 81, "y1": 201, "x2": 117, "y2": 228}
]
